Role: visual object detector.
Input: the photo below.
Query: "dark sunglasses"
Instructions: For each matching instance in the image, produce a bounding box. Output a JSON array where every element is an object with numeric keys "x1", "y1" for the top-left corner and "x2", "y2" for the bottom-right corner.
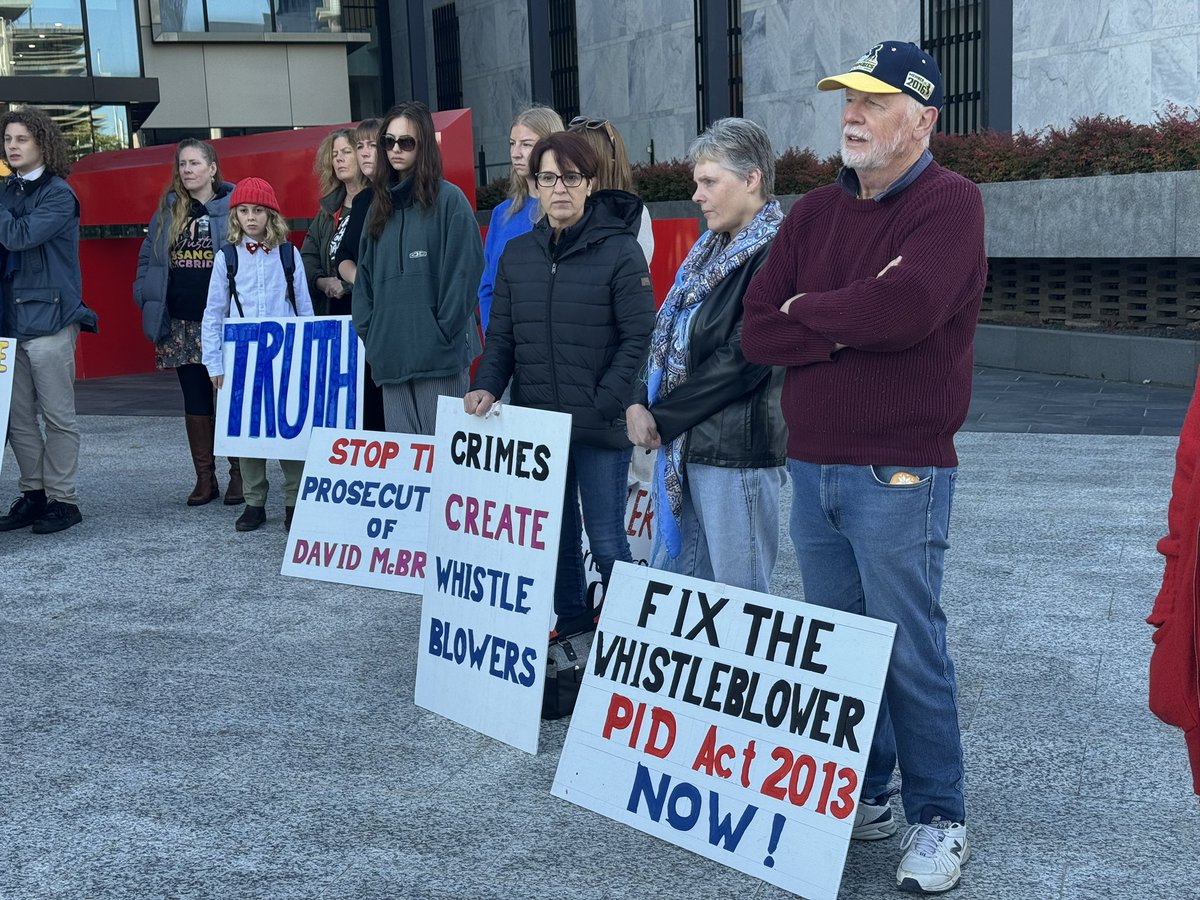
[
  {"x1": 569, "y1": 116, "x2": 609, "y2": 130},
  {"x1": 568, "y1": 116, "x2": 617, "y2": 160},
  {"x1": 383, "y1": 134, "x2": 417, "y2": 152}
]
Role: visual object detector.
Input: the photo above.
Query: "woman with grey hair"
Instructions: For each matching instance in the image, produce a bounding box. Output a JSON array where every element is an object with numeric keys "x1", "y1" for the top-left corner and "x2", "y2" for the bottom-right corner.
[{"x1": 626, "y1": 117, "x2": 787, "y2": 591}]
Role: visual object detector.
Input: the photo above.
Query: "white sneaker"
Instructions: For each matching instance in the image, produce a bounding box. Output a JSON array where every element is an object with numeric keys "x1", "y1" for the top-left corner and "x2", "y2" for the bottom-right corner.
[
  {"x1": 896, "y1": 820, "x2": 969, "y2": 893},
  {"x1": 852, "y1": 799, "x2": 898, "y2": 840}
]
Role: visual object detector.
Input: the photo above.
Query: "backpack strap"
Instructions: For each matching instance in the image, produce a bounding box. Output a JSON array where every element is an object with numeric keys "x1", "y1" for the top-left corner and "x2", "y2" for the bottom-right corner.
[
  {"x1": 221, "y1": 244, "x2": 244, "y2": 317},
  {"x1": 279, "y1": 242, "x2": 297, "y2": 313}
]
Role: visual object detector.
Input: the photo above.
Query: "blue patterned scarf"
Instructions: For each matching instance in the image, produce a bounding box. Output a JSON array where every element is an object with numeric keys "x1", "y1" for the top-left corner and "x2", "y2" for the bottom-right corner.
[{"x1": 645, "y1": 200, "x2": 783, "y2": 558}]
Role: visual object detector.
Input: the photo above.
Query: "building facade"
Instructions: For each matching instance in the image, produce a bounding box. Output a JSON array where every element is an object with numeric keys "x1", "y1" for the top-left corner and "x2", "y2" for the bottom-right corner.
[
  {"x1": 375, "y1": 0, "x2": 1200, "y2": 186},
  {"x1": 0, "y1": 0, "x2": 373, "y2": 153}
]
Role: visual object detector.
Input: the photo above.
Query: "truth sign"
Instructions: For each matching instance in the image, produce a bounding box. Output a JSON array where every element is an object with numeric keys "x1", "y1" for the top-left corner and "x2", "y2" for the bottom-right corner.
[{"x1": 215, "y1": 315, "x2": 364, "y2": 460}]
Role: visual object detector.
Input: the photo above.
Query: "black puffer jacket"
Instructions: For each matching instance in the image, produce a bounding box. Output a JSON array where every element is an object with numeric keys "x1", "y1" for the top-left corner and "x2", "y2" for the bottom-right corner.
[
  {"x1": 473, "y1": 190, "x2": 656, "y2": 449},
  {"x1": 632, "y1": 245, "x2": 787, "y2": 468}
]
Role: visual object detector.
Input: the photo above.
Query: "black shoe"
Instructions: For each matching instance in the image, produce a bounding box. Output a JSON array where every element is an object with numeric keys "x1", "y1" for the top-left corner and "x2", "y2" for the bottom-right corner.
[
  {"x1": 0, "y1": 490, "x2": 47, "y2": 531},
  {"x1": 284, "y1": 505, "x2": 295, "y2": 530},
  {"x1": 235, "y1": 505, "x2": 267, "y2": 532},
  {"x1": 31, "y1": 500, "x2": 83, "y2": 534}
]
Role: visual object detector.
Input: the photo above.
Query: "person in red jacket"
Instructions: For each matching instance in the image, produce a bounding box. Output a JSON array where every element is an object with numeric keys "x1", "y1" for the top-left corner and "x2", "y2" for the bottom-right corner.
[{"x1": 1150, "y1": 382, "x2": 1200, "y2": 797}]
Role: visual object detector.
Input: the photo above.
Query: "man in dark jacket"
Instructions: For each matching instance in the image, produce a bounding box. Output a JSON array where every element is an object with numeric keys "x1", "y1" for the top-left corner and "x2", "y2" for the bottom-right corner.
[{"x1": 0, "y1": 107, "x2": 97, "y2": 534}]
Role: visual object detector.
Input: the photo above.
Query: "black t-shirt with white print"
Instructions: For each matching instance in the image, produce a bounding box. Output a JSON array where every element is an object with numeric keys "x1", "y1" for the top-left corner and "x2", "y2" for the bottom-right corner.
[{"x1": 165, "y1": 198, "x2": 216, "y2": 322}]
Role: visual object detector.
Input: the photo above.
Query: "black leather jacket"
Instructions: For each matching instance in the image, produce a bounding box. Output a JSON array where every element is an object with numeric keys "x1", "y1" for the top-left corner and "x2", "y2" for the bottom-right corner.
[{"x1": 632, "y1": 244, "x2": 787, "y2": 468}]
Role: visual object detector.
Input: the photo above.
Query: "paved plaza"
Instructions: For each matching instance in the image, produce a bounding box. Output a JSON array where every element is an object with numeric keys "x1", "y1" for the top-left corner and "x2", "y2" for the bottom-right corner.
[{"x1": 2, "y1": 367, "x2": 1198, "y2": 899}]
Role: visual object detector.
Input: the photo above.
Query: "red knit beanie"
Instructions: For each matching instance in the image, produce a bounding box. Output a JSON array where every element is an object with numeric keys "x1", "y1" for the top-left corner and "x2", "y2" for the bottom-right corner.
[{"x1": 230, "y1": 176, "x2": 280, "y2": 213}]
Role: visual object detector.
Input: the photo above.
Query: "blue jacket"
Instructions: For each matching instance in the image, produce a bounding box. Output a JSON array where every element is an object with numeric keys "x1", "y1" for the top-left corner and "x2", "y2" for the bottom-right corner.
[
  {"x1": 133, "y1": 182, "x2": 234, "y2": 342},
  {"x1": 0, "y1": 171, "x2": 96, "y2": 341},
  {"x1": 478, "y1": 196, "x2": 539, "y2": 332}
]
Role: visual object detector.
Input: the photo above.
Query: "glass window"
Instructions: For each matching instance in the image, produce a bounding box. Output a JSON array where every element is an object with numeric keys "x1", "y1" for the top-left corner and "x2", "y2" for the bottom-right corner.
[
  {"x1": 205, "y1": 0, "x2": 271, "y2": 32},
  {"x1": 84, "y1": 0, "x2": 140, "y2": 77},
  {"x1": 158, "y1": 0, "x2": 205, "y2": 32},
  {"x1": 90, "y1": 104, "x2": 131, "y2": 152},
  {"x1": 2, "y1": 0, "x2": 87, "y2": 78},
  {"x1": 276, "y1": 0, "x2": 339, "y2": 33}
]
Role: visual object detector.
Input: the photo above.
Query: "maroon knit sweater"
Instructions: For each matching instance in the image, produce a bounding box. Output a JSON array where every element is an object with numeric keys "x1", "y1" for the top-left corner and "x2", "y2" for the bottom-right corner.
[{"x1": 741, "y1": 161, "x2": 986, "y2": 466}]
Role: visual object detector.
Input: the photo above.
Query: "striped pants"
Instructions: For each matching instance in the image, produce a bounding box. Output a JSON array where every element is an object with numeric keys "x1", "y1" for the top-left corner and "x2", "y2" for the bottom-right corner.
[{"x1": 381, "y1": 370, "x2": 469, "y2": 436}]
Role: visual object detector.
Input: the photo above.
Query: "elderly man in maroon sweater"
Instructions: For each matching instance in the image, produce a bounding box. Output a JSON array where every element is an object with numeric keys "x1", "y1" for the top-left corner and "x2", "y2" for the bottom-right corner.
[{"x1": 742, "y1": 41, "x2": 986, "y2": 895}]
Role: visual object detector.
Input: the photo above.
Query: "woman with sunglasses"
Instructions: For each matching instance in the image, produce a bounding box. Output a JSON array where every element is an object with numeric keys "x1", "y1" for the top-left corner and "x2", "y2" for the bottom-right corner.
[
  {"x1": 626, "y1": 118, "x2": 787, "y2": 592},
  {"x1": 567, "y1": 115, "x2": 654, "y2": 266},
  {"x1": 465, "y1": 132, "x2": 655, "y2": 637},
  {"x1": 353, "y1": 101, "x2": 484, "y2": 435},
  {"x1": 478, "y1": 106, "x2": 563, "y2": 333}
]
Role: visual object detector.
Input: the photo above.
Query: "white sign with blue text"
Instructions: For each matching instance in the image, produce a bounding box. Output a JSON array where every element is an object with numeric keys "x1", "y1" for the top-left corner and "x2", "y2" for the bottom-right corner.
[
  {"x1": 414, "y1": 397, "x2": 572, "y2": 755},
  {"x1": 282, "y1": 427, "x2": 434, "y2": 593},
  {"x1": 553, "y1": 562, "x2": 896, "y2": 899},
  {"x1": 214, "y1": 315, "x2": 363, "y2": 460}
]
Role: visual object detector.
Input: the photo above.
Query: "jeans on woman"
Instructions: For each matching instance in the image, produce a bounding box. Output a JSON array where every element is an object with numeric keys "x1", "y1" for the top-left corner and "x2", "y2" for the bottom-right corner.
[
  {"x1": 652, "y1": 462, "x2": 784, "y2": 593},
  {"x1": 555, "y1": 443, "x2": 633, "y2": 634}
]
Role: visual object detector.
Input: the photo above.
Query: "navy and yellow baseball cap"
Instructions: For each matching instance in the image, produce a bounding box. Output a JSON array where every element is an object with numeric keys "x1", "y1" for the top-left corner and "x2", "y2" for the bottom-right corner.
[{"x1": 817, "y1": 41, "x2": 944, "y2": 109}]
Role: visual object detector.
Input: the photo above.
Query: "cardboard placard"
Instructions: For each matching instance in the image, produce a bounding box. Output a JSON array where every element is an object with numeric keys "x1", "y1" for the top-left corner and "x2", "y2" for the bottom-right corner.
[
  {"x1": 0, "y1": 336, "x2": 13, "y2": 477},
  {"x1": 414, "y1": 397, "x2": 572, "y2": 754},
  {"x1": 281, "y1": 428, "x2": 434, "y2": 592},
  {"x1": 553, "y1": 562, "x2": 896, "y2": 899},
  {"x1": 215, "y1": 315, "x2": 364, "y2": 461}
]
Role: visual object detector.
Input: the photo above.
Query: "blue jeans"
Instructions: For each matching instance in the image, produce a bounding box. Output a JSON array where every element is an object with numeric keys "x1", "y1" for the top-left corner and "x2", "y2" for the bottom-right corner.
[
  {"x1": 555, "y1": 443, "x2": 633, "y2": 632},
  {"x1": 787, "y1": 459, "x2": 966, "y2": 825},
  {"x1": 652, "y1": 463, "x2": 784, "y2": 593}
]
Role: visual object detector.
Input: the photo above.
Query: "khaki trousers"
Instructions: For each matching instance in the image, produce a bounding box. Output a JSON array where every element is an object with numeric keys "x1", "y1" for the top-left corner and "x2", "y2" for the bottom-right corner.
[
  {"x1": 239, "y1": 457, "x2": 305, "y2": 507},
  {"x1": 8, "y1": 324, "x2": 82, "y2": 504}
]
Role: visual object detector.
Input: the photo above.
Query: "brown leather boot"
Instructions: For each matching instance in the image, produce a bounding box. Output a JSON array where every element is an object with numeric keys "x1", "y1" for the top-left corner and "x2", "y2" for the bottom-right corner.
[
  {"x1": 184, "y1": 415, "x2": 219, "y2": 506},
  {"x1": 224, "y1": 457, "x2": 245, "y2": 505}
]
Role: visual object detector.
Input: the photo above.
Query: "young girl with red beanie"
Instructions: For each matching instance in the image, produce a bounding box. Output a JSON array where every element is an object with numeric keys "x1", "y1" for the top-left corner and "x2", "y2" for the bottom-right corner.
[{"x1": 201, "y1": 176, "x2": 315, "y2": 532}]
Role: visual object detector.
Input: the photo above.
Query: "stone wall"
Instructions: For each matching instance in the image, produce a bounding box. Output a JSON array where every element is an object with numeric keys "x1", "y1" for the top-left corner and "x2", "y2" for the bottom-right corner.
[
  {"x1": 1012, "y1": 0, "x2": 1200, "y2": 132},
  {"x1": 740, "y1": 1, "x2": 918, "y2": 159}
]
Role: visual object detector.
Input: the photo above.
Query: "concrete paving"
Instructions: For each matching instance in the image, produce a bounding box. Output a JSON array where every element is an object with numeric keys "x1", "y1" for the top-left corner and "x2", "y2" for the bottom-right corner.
[{"x1": 3, "y1": 367, "x2": 1198, "y2": 899}]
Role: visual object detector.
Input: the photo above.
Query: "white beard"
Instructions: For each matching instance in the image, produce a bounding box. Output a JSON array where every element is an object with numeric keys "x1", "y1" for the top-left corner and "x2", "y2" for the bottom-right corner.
[{"x1": 840, "y1": 124, "x2": 909, "y2": 172}]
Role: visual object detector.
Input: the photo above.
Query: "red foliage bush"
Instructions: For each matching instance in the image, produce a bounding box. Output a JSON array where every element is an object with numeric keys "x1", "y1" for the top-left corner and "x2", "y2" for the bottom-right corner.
[
  {"x1": 475, "y1": 177, "x2": 509, "y2": 211},
  {"x1": 477, "y1": 107, "x2": 1200, "y2": 207},
  {"x1": 775, "y1": 147, "x2": 840, "y2": 195},
  {"x1": 631, "y1": 159, "x2": 696, "y2": 202}
]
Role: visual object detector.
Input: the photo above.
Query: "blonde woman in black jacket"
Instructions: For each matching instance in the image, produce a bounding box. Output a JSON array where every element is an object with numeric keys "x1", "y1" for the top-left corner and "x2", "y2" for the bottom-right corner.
[{"x1": 466, "y1": 132, "x2": 655, "y2": 636}]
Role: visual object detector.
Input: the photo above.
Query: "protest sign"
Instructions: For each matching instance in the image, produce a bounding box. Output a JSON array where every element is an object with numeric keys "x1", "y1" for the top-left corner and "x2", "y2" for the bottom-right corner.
[
  {"x1": 215, "y1": 315, "x2": 363, "y2": 460},
  {"x1": 584, "y1": 479, "x2": 655, "y2": 605},
  {"x1": 553, "y1": 562, "x2": 896, "y2": 899},
  {"x1": 281, "y1": 428, "x2": 433, "y2": 592},
  {"x1": 415, "y1": 397, "x2": 571, "y2": 754},
  {"x1": 0, "y1": 336, "x2": 13, "y2": 477}
]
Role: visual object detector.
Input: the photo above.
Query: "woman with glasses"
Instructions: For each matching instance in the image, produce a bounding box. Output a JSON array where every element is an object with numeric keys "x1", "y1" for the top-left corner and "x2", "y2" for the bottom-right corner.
[
  {"x1": 478, "y1": 106, "x2": 563, "y2": 333},
  {"x1": 567, "y1": 115, "x2": 654, "y2": 266},
  {"x1": 626, "y1": 117, "x2": 787, "y2": 592},
  {"x1": 465, "y1": 132, "x2": 655, "y2": 637},
  {"x1": 353, "y1": 101, "x2": 485, "y2": 435}
]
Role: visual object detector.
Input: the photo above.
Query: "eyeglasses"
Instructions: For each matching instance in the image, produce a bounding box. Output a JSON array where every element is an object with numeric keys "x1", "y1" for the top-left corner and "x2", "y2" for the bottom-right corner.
[
  {"x1": 383, "y1": 135, "x2": 417, "y2": 152},
  {"x1": 535, "y1": 171, "x2": 586, "y2": 189}
]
